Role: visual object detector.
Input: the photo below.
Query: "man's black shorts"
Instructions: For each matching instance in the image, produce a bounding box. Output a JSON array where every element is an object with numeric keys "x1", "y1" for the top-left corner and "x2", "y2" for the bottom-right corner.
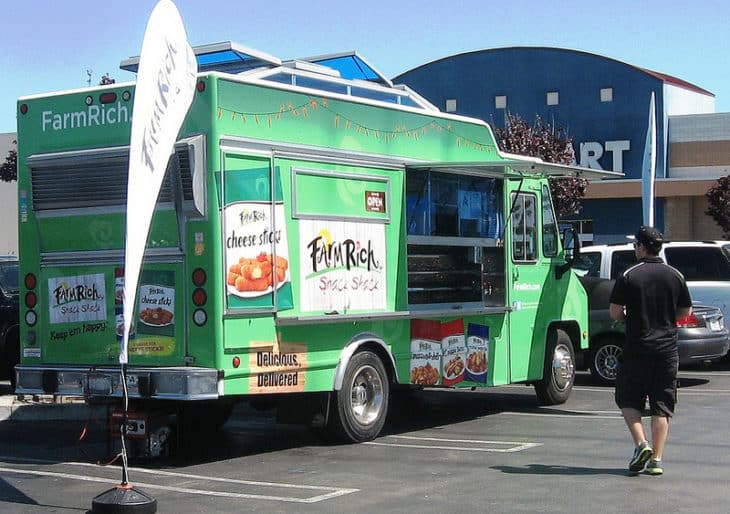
[{"x1": 615, "y1": 350, "x2": 678, "y2": 417}]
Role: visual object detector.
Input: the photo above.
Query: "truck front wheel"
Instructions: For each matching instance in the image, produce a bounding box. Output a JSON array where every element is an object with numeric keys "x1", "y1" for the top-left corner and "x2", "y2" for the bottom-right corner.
[
  {"x1": 534, "y1": 329, "x2": 575, "y2": 405},
  {"x1": 328, "y1": 351, "x2": 389, "y2": 443}
]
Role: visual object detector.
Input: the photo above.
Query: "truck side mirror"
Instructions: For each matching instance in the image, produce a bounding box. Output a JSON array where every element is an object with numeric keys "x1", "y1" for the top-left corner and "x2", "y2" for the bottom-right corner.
[
  {"x1": 562, "y1": 227, "x2": 581, "y2": 263},
  {"x1": 556, "y1": 227, "x2": 581, "y2": 279}
]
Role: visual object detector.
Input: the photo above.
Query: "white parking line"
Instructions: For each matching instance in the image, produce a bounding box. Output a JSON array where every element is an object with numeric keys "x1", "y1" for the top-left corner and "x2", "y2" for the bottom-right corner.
[
  {"x1": 678, "y1": 389, "x2": 730, "y2": 395},
  {"x1": 498, "y1": 410, "x2": 623, "y2": 419},
  {"x1": 680, "y1": 370, "x2": 730, "y2": 377},
  {"x1": 0, "y1": 460, "x2": 359, "y2": 504},
  {"x1": 366, "y1": 434, "x2": 541, "y2": 452}
]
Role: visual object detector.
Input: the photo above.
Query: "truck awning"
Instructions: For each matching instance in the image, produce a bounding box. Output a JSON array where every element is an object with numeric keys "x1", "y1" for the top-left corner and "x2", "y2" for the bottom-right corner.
[{"x1": 407, "y1": 155, "x2": 624, "y2": 180}]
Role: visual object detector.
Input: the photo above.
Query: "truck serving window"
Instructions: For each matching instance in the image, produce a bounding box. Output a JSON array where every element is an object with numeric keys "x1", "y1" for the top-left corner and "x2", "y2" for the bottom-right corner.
[
  {"x1": 406, "y1": 171, "x2": 502, "y2": 238},
  {"x1": 406, "y1": 170, "x2": 504, "y2": 306}
]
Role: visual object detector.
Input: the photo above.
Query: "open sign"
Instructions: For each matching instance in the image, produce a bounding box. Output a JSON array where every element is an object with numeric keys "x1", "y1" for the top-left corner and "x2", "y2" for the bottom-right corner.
[{"x1": 365, "y1": 191, "x2": 386, "y2": 213}]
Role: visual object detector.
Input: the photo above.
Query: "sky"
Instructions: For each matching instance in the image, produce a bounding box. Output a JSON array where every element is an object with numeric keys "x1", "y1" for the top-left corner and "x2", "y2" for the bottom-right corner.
[{"x1": 2, "y1": 0, "x2": 729, "y2": 134}]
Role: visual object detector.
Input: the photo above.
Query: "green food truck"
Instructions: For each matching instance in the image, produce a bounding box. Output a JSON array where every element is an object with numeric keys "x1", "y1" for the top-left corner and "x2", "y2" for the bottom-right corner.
[{"x1": 14, "y1": 41, "x2": 617, "y2": 454}]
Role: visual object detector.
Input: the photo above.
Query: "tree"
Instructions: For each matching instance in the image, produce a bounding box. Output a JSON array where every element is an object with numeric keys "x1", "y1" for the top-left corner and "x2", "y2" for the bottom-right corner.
[
  {"x1": 0, "y1": 140, "x2": 16, "y2": 182},
  {"x1": 705, "y1": 175, "x2": 730, "y2": 238},
  {"x1": 494, "y1": 113, "x2": 589, "y2": 217}
]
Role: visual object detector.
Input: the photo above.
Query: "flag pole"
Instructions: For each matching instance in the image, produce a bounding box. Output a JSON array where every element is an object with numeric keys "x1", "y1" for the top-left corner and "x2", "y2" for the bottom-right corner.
[{"x1": 91, "y1": 1, "x2": 197, "y2": 512}]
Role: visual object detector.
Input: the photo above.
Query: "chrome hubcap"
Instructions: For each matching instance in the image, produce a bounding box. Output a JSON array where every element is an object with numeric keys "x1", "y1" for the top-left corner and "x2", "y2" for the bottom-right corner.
[
  {"x1": 349, "y1": 364, "x2": 384, "y2": 425},
  {"x1": 551, "y1": 343, "x2": 575, "y2": 391}
]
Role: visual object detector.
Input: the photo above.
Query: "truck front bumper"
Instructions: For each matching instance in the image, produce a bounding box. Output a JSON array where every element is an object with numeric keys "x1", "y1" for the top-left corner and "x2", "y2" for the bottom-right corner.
[{"x1": 14, "y1": 365, "x2": 222, "y2": 400}]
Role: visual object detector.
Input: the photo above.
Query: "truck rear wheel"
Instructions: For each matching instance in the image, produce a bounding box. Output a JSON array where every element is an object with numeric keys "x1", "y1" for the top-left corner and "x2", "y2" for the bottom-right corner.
[
  {"x1": 179, "y1": 400, "x2": 235, "y2": 433},
  {"x1": 328, "y1": 351, "x2": 389, "y2": 443},
  {"x1": 534, "y1": 329, "x2": 575, "y2": 405}
]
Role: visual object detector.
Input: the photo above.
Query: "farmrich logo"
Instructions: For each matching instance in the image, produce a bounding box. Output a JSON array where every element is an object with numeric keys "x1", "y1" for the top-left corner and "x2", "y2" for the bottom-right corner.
[
  {"x1": 306, "y1": 230, "x2": 381, "y2": 274},
  {"x1": 41, "y1": 103, "x2": 131, "y2": 132},
  {"x1": 53, "y1": 281, "x2": 104, "y2": 306},
  {"x1": 48, "y1": 273, "x2": 107, "y2": 324},
  {"x1": 239, "y1": 207, "x2": 267, "y2": 225}
]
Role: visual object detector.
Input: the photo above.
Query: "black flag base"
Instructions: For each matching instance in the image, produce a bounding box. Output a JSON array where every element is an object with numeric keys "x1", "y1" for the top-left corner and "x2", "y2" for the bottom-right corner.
[{"x1": 91, "y1": 483, "x2": 157, "y2": 514}]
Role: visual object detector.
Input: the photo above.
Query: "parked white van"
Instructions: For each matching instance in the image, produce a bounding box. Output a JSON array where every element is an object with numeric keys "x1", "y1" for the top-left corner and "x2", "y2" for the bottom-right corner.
[{"x1": 574, "y1": 241, "x2": 730, "y2": 327}]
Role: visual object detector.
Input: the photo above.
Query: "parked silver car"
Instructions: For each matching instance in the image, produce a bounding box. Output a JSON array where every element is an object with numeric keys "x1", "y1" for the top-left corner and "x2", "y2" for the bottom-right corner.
[{"x1": 579, "y1": 276, "x2": 729, "y2": 385}]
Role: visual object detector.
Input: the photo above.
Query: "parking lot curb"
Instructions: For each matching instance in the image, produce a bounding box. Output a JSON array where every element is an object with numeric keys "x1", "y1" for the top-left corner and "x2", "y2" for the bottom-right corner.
[{"x1": 0, "y1": 395, "x2": 89, "y2": 422}]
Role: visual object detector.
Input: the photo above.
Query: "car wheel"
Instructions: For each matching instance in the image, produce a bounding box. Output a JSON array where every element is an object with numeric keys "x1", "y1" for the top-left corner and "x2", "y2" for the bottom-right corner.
[{"x1": 590, "y1": 336, "x2": 623, "y2": 386}]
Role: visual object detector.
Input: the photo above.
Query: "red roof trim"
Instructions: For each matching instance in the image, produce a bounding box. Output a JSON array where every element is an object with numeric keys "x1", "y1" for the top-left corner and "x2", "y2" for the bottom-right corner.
[{"x1": 637, "y1": 67, "x2": 714, "y2": 97}]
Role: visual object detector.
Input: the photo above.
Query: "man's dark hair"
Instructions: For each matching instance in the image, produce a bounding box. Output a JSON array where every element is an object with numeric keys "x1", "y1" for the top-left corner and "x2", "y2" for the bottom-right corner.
[{"x1": 635, "y1": 226, "x2": 665, "y2": 255}]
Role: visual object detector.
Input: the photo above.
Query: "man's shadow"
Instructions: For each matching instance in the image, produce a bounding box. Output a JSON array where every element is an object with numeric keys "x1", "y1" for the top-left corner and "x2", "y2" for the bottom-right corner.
[{"x1": 492, "y1": 464, "x2": 633, "y2": 476}]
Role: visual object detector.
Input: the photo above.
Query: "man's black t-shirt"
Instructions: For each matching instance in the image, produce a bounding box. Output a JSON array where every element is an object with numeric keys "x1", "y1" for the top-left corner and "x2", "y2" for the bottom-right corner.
[{"x1": 609, "y1": 257, "x2": 692, "y2": 353}]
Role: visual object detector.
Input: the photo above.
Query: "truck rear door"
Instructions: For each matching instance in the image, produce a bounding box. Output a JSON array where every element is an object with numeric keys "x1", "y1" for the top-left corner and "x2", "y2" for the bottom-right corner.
[{"x1": 23, "y1": 142, "x2": 199, "y2": 367}]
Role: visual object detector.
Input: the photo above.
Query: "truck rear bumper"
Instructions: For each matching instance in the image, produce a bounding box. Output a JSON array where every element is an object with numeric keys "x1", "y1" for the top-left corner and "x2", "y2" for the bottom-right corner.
[{"x1": 14, "y1": 365, "x2": 222, "y2": 400}]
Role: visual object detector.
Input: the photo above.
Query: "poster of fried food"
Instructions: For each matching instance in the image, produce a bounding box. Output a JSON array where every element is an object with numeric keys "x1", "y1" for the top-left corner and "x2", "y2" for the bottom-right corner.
[
  {"x1": 129, "y1": 269, "x2": 176, "y2": 357},
  {"x1": 466, "y1": 323, "x2": 489, "y2": 383},
  {"x1": 409, "y1": 319, "x2": 442, "y2": 386},
  {"x1": 441, "y1": 319, "x2": 466, "y2": 386},
  {"x1": 223, "y1": 199, "x2": 293, "y2": 310}
]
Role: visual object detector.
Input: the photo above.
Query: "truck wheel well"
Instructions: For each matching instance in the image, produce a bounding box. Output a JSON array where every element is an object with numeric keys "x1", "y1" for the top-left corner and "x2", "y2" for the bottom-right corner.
[
  {"x1": 547, "y1": 321, "x2": 581, "y2": 356},
  {"x1": 356, "y1": 341, "x2": 397, "y2": 386},
  {"x1": 333, "y1": 337, "x2": 398, "y2": 392}
]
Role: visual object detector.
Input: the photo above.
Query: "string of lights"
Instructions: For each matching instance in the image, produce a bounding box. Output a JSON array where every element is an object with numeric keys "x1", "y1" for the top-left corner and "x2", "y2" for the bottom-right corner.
[{"x1": 217, "y1": 97, "x2": 497, "y2": 153}]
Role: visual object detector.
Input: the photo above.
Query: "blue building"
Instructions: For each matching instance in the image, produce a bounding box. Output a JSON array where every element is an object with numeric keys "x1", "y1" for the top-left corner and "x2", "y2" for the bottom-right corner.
[{"x1": 393, "y1": 47, "x2": 718, "y2": 243}]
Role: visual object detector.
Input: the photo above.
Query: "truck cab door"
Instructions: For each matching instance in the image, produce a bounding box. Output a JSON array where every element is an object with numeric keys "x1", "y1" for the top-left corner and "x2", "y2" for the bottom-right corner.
[{"x1": 506, "y1": 185, "x2": 562, "y2": 382}]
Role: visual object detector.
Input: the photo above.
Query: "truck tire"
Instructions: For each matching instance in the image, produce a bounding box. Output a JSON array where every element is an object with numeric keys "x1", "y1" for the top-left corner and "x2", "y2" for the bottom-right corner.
[
  {"x1": 534, "y1": 329, "x2": 575, "y2": 405},
  {"x1": 179, "y1": 400, "x2": 235, "y2": 433},
  {"x1": 328, "y1": 350, "x2": 389, "y2": 443},
  {"x1": 589, "y1": 335, "x2": 623, "y2": 386}
]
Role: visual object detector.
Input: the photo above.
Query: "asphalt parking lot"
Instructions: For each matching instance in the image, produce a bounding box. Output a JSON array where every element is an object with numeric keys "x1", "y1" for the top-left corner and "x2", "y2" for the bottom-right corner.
[{"x1": 1, "y1": 361, "x2": 730, "y2": 513}]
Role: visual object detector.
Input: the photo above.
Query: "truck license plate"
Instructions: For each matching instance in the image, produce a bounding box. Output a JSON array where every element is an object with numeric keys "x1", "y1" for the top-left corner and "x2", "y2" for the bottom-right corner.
[{"x1": 88, "y1": 375, "x2": 112, "y2": 395}]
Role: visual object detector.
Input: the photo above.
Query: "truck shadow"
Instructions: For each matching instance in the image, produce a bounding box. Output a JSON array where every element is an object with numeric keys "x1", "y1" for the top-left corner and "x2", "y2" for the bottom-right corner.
[
  {"x1": 0, "y1": 369, "x2": 717, "y2": 470},
  {"x1": 160, "y1": 387, "x2": 578, "y2": 467}
]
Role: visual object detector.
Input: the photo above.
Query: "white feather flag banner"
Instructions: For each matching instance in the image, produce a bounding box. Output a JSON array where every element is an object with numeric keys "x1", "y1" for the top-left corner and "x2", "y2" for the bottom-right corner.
[
  {"x1": 641, "y1": 92, "x2": 657, "y2": 227},
  {"x1": 121, "y1": 0, "x2": 197, "y2": 364}
]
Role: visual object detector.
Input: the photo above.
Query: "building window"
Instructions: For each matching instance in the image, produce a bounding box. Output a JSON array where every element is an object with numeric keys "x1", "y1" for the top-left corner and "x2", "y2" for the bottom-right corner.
[
  {"x1": 546, "y1": 91, "x2": 559, "y2": 106},
  {"x1": 600, "y1": 88, "x2": 613, "y2": 102},
  {"x1": 495, "y1": 95, "x2": 507, "y2": 109},
  {"x1": 445, "y1": 99, "x2": 457, "y2": 112}
]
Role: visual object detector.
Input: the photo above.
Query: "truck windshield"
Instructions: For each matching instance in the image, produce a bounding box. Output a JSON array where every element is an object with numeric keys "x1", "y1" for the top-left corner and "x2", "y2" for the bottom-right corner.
[{"x1": 664, "y1": 247, "x2": 730, "y2": 281}]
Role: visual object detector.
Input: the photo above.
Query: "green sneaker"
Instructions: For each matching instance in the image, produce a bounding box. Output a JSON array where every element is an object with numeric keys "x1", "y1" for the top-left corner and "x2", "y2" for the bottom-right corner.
[
  {"x1": 645, "y1": 459, "x2": 664, "y2": 475},
  {"x1": 629, "y1": 441, "x2": 653, "y2": 472}
]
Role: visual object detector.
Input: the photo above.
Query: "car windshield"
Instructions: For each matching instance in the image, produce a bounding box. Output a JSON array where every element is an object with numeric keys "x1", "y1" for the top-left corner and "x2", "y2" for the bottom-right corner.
[
  {"x1": 0, "y1": 261, "x2": 19, "y2": 293},
  {"x1": 664, "y1": 247, "x2": 730, "y2": 281}
]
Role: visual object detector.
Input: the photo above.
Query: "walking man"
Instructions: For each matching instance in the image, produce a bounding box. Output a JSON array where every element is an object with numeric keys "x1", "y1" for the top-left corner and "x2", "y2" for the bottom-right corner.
[{"x1": 609, "y1": 226, "x2": 692, "y2": 475}]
